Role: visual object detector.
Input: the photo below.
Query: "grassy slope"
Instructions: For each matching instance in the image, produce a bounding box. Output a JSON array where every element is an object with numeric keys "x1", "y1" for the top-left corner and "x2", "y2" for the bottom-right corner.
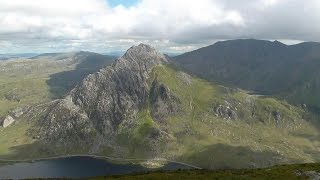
[
  {"x1": 0, "y1": 119, "x2": 34, "y2": 157},
  {"x1": 119, "y1": 64, "x2": 319, "y2": 169},
  {"x1": 117, "y1": 109, "x2": 160, "y2": 157},
  {"x1": 95, "y1": 163, "x2": 320, "y2": 179},
  {"x1": 0, "y1": 59, "x2": 75, "y2": 117}
]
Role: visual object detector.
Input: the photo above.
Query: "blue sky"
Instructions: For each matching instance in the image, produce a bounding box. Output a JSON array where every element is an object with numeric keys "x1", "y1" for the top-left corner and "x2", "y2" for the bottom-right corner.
[{"x1": 107, "y1": 0, "x2": 138, "y2": 7}]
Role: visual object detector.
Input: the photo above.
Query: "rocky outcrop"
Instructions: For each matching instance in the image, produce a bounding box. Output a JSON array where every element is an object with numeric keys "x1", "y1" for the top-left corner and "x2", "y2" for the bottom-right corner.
[
  {"x1": 5, "y1": 92, "x2": 20, "y2": 102},
  {"x1": 70, "y1": 44, "x2": 167, "y2": 135},
  {"x1": 150, "y1": 79, "x2": 180, "y2": 121},
  {"x1": 214, "y1": 105, "x2": 237, "y2": 120},
  {"x1": 273, "y1": 110, "x2": 281, "y2": 124},
  {"x1": 33, "y1": 44, "x2": 171, "y2": 151},
  {"x1": 33, "y1": 97, "x2": 95, "y2": 147},
  {"x1": 2, "y1": 115, "x2": 15, "y2": 128}
]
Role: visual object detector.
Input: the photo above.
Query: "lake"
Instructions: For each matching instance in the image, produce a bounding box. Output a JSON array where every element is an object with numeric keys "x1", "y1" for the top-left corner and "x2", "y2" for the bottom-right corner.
[{"x1": 0, "y1": 156, "x2": 193, "y2": 179}]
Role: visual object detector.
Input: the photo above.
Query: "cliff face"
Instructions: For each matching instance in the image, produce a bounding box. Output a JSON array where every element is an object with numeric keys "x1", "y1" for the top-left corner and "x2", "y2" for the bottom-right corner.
[
  {"x1": 32, "y1": 44, "x2": 175, "y2": 152},
  {"x1": 70, "y1": 44, "x2": 168, "y2": 135}
]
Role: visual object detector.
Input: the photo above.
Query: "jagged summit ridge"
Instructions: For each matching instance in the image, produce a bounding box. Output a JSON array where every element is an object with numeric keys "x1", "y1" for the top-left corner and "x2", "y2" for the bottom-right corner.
[
  {"x1": 34, "y1": 44, "x2": 172, "y2": 151},
  {"x1": 71, "y1": 43, "x2": 167, "y2": 110}
]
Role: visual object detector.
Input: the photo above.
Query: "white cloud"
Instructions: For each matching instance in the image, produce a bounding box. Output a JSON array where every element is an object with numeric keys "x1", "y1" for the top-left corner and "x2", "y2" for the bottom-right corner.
[
  {"x1": 261, "y1": 0, "x2": 279, "y2": 7},
  {"x1": 0, "y1": 0, "x2": 319, "y2": 53}
]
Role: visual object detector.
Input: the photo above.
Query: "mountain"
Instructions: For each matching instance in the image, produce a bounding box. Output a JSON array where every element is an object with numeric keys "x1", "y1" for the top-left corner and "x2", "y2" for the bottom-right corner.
[
  {"x1": 1, "y1": 44, "x2": 317, "y2": 170},
  {"x1": 31, "y1": 44, "x2": 174, "y2": 155},
  {"x1": 174, "y1": 39, "x2": 320, "y2": 110}
]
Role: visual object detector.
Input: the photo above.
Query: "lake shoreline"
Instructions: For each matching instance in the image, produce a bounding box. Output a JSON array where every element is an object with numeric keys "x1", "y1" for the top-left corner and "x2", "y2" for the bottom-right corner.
[{"x1": 0, "y1": 155, "x2": 195, "y2": 179}]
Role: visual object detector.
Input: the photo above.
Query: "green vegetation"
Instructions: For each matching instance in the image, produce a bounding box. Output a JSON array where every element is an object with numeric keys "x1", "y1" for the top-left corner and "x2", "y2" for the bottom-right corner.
[
  {"x1": 0, "y1": 118, "x2": 34, "y2": 157},
  {"x1": 117, "y1": 110, "x2": 161, "y2": 157},
  {"x1": 106, "y1": 64, "x2": 319, "y2": 169},
  {"x1": 149, "y1": 65, "x2": 319, "y2": 169},
  {"x1": 94, "y1": 163, "x2": 320, "y2": 179},
  {"x1": 0, "y1": 59, "x2": 74, "y2": 117}
]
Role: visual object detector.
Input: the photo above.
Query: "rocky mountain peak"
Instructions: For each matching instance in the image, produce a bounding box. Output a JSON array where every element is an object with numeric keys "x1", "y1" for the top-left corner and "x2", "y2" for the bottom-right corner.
[
  {"x1": 34, "y1": 44, "x2": 173, "y2": 150},
  {"x1": 126, "y1": 43, "x2": 158, "y2": 55},
  {"x1": 120, "y1": 43, "x2": 167, "y2": 65}
]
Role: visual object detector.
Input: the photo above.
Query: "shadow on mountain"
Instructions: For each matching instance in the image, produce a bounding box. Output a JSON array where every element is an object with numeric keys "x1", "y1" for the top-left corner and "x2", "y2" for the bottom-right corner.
[
  {"x1": 180, "y1": 143, "x2": 304, "y2": 169},
  {"x1": 304, "y1": 149, "x2": 320, "y2": 162},
  {"x1": 291, "y1": 130, "x2": 320, "y2": 142},
  {"x1": 47, "y1": 69, "x2": 95, "y2": 98},
  {"x1": 46, "y1": 55, "x2": 115, "y2": 98},
  {"x1": 290, "y1": 133, "x2": 320, "y2": 161},
  {"x1": 0, "y1": 140, "x2": 88, "y2": 161},
  {"x1": 0, "y1": 142, "x2": 57, "y2": 160}
]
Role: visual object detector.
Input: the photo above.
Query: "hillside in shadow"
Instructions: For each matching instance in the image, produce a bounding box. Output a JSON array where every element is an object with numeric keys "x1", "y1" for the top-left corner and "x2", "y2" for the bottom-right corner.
[
  {"x1": 46, "y1": 53, "x2": 115, "y2": 98},
  {"x1": 181, "y1": 143, "x2": 305, "y2": 169}
]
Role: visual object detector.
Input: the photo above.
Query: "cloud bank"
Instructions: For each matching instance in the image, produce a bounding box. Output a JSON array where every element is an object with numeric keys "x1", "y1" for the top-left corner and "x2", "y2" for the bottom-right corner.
[{"x1": 0, "y1": 0, "x2": 319, "y2": 53}]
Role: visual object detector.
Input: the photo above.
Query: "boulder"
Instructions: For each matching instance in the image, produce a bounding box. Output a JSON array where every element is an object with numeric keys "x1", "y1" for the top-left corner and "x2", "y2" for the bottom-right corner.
[{"x1": 2, "y1": 115, "x2": 15, "y2": 128}]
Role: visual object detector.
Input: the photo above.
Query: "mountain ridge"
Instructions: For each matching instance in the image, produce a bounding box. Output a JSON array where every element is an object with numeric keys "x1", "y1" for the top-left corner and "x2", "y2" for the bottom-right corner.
[{"x1": 174, "y1": 39, "x2": 320, "y2": 109}]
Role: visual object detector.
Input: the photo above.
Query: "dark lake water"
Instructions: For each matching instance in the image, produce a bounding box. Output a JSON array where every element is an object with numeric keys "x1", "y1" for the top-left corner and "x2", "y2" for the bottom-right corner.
[{"x1": 0, "y1": 156, "x2": 192, "y2": 179}]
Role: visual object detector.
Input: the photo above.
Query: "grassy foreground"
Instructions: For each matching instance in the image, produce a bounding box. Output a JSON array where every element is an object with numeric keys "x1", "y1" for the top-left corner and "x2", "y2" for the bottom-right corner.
[{"x1": 93, "y1": 163, "x2": 320, "y2": 180}]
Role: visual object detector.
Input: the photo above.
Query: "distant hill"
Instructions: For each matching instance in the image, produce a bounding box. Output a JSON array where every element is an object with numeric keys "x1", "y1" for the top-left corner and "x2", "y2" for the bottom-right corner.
[
  {"x1": 174, "y1": 39, "x2": 320, "y2": 110},
  {"x1": 0, "y1": 53, "x2": 38, "y2": 60},
  {"x1": 103, "y1": 51, "x2": 126, "y2": 57}
]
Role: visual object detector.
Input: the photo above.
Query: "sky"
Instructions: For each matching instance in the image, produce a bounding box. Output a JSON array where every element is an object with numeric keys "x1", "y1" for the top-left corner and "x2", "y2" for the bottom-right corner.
[
  {"x1": 0, "y1": 0, "x2": 319, "y2": 54},
  {"x1": 107, "y1": 0, "x2": 138, "y2": 7}
]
